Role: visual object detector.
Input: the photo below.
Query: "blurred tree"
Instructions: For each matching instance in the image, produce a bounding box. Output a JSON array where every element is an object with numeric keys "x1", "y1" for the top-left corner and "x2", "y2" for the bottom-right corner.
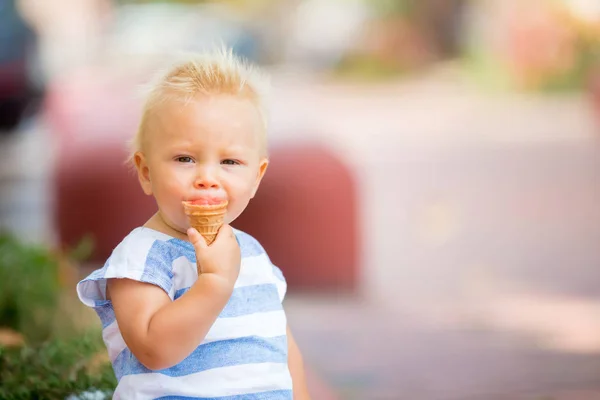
[
  {"x1": 463, "y1": 0, "x2": 600, "y2": 92},
  {"x1": 334, "y1": 0, "x2": 466, "y2": 80},
  {"x1": 367, "y1": 0, "x2": 466, "y2": 56}
]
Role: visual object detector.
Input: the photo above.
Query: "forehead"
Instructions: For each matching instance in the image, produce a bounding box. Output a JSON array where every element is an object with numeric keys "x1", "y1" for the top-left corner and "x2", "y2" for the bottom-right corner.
[{"x1": 145, "y1": 94, "x2": 264, "y2": 150}]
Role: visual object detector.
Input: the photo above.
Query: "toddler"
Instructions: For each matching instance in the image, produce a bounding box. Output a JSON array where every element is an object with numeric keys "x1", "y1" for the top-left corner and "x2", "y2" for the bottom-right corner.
[{"x1": 77, "y1": 49, "x2": 310, "y2": 399}]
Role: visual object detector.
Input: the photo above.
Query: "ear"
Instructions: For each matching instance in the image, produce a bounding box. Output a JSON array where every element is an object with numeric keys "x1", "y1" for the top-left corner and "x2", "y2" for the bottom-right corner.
[
  {"x1": 250, "y1": 158, "x2": 269, "y2": 198},
  {"x1": 134, "y1": 151, "x2": 153, "y2": 196}
]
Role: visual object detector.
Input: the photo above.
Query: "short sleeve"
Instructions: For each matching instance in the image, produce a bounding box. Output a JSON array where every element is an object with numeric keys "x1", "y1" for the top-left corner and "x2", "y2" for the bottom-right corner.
[
  {"x1": 76, "y1": 229, "x2": 175, "y2": 307},
  {"x1": 270, "y1": 263, "x2": 287, "y2": 302}
]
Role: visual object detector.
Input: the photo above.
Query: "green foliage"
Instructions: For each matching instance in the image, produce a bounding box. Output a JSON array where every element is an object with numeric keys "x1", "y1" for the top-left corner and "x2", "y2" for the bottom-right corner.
[
  {"x1": 0, "y1": 233, "x2": 116, "y2": 398},
  {"x1": 0, "y1": 332, "x2": 116, "y2": 399},
  {"x1": 367, "y1": 0, "x2": 418, "y2": 18},
  {"x1": 0, "y1": 234, "x2": 64, "y2": 344},
  {"x1": 539, "y1": 39, "x2": 600, "y2": 93},
  {"x1": 67, "y1": 234, "x2": 95, "y2": 264},
  {"x1": 333, "y1": 54, "x2": 409, "y2": 81}
]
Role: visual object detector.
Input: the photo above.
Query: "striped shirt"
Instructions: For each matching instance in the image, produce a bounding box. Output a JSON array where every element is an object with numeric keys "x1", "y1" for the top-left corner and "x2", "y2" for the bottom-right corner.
[{"x1": 76, "y1": 227, "x2": 292, "y2": 400}]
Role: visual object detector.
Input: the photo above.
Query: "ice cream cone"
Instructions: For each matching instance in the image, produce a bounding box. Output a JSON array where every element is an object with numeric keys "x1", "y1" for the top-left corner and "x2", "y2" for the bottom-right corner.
[{"x1": 182, "y1": 200, "x2": 228, "y2": 245}]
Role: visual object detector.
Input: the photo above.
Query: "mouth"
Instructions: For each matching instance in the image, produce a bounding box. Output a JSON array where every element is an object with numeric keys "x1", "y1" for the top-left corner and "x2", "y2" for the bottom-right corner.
[{"x1": 184, "y1": 197, "x2": 227, "y2": 206}]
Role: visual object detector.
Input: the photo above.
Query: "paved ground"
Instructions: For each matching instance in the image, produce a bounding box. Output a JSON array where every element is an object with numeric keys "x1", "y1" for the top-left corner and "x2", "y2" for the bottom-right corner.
[
  {"x1": 286, "y1": 294, "x2": 600, "y2": 399},
  {"x1": 275, "y1": 74, "x2": 600, "y2": 399}
]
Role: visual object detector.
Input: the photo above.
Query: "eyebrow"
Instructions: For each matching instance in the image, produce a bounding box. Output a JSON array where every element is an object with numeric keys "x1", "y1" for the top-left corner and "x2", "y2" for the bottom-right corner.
[{"x1": 222, "y1": 145, "x2": 251, "y2": 153}]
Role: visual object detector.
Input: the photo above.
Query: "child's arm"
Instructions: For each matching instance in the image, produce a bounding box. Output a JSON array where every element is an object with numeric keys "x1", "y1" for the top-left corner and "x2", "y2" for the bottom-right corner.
[
  {"x1": 107, "y1": 224, "x2": 240, "y2": 371},
  {"x1": 287, "y1": 325, "x2": 312, "y2": 399}
]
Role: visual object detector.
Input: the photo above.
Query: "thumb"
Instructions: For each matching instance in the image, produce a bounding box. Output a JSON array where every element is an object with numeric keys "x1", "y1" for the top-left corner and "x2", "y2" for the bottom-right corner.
[
  {"x1": 215, "y1": 223, "x2": 235, "y2": 241},
  {"x1": 187, "y1": 227, "x2": 208, "y2": 251}
]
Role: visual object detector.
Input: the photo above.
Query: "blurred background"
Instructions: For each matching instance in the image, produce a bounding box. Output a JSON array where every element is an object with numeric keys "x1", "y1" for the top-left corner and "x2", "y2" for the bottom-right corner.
[{"x1": 1, "y1": 0, "x2": 600, "y2": 398}]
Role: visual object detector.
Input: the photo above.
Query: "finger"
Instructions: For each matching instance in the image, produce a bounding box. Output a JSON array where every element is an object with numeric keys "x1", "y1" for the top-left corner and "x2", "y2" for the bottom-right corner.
[
  {"x1": 215, "y1": 224, "x2": 235, "y2": 241},
  {"x1": 187, "y1": 227, "x2": 208, "y2": 250}
]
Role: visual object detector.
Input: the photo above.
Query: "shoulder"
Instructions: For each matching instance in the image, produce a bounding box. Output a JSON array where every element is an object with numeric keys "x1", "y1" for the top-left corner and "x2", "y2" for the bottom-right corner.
[
  {"x1": 77, "y1": 227, "x2": 185, "y2": 306},
  {"x1": 111, "y1": 227, "x2": 193, "y2": 267}
]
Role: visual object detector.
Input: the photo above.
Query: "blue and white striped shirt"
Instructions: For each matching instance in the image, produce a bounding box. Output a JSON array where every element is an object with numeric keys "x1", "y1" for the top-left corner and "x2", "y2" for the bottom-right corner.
[{"x1": 77, "y1": 227, "x2": 292, "y2": 400}]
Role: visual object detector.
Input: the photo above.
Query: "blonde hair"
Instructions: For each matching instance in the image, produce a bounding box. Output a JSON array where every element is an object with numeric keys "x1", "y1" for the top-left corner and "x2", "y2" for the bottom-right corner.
[{"x1": 129, "y1": 48, "x2": 271, "y2": 163}]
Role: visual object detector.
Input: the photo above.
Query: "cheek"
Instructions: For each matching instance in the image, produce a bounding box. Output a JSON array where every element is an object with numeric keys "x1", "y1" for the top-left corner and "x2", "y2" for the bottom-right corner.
[
  {"x1": 164, "y1": 180, "x2": 187, "y2": 197},
  {"x1": 222, "y1": 177, "x2": 253, "y2": 210},
  {"x1": 155, "y1": 167, "x2": 191, "y2": 195},
  {"x1": 151, "y1": 179, "x2": 190, "y2": 219},
  {"x1": 226, "y1": 174, "x2": 255, "y2": 197}
]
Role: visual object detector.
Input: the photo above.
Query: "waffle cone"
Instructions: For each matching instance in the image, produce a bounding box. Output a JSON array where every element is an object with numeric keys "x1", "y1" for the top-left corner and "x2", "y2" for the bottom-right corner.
[{"x1": 182, "y1": 200, "x2": 228, "y2": 245}]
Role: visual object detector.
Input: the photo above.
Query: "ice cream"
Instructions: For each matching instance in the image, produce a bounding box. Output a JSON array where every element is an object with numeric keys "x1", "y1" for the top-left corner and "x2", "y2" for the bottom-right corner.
[{"x1": 182, "y1": 198, "x2": 228, "y2": 245}]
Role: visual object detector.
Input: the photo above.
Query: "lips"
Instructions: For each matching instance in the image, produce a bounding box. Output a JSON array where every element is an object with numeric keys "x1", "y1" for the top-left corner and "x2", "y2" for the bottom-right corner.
[{"x1": 186, "y1": 197, "x2": 226, "y2": 206}]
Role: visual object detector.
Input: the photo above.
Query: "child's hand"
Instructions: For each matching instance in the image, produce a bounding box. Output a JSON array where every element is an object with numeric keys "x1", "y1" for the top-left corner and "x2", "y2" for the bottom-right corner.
[{"x1": 187, "y1": 224, "x2": 241, "y2": 289}]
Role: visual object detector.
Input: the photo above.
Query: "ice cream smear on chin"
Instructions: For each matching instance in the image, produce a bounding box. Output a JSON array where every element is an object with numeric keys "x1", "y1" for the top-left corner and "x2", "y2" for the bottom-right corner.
[{"x1": 182, "y1": 198, "x2": 228, "y2": 245}]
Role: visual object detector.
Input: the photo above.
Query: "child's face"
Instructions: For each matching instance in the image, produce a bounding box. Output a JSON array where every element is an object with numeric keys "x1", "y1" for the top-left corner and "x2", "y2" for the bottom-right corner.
[{"x1": 134, "y1": 94, "x2": 268, "y2": 236}]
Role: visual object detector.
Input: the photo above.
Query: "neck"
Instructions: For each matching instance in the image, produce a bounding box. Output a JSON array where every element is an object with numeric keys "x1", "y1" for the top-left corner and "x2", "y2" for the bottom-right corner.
[{"x1": 144, "y1": 212, "x2": 189, "y2": 242}]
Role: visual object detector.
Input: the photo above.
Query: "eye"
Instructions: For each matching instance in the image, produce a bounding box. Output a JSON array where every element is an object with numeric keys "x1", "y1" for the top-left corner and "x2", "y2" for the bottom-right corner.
[
  {"x1": 221, "y1": 159, "x2": 240, "y2": 166},
  {"x1": 175, "y1": 156, "x2": 194, "y2": 163}
]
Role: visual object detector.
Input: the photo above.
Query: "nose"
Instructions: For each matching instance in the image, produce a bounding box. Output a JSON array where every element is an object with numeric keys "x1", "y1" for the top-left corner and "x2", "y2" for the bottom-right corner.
[{"x1": 194, "y1": 166, "x2": 220, "y2": 189}]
